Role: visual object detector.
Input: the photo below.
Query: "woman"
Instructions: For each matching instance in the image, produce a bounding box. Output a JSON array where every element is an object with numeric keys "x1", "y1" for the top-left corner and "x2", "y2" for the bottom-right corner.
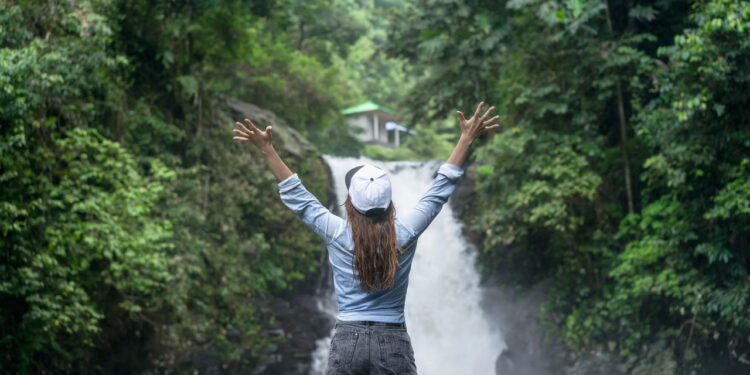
[{"x1": 232, "y1": 102, "x2": 500, "y2": 374}]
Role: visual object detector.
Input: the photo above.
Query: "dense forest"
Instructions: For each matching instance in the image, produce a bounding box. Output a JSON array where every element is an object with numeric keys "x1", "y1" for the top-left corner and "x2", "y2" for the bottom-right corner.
[
  {"x1": 2, "y1": 0, "x2": 749, "y2": 374},
  {"x1": 386, "y1": 0, "x2": 750, "y2": 372}
]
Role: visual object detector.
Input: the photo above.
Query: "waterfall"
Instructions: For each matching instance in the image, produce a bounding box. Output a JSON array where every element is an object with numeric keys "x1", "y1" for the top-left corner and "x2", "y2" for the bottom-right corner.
[{"x1": 310, "y1": 156, "x2": 506, "y2": 375}]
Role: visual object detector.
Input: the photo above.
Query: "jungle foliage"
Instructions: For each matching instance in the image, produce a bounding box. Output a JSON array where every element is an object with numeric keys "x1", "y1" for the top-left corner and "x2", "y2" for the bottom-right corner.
[
  {"x1": 3, "y1": 0, "x2": 750, "y2": 373},
  {"x1": 387, "y1": 0, "x2": 750, "y2": 370},
  {"x1": 0, "y1": 0, "x2": 409, "y2": 372}
]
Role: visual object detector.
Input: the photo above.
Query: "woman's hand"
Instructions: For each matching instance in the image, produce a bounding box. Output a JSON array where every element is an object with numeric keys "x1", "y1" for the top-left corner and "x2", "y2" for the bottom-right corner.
[
  {"x1": 232, "y1": 118, "x2": 293, "y2": 181},
  {"x1": 446, "y1": 101, "x2": 501, "y2": 168},
  {"x1": 233, "y1": 118, "x2": 274, "y2": 152},
  {"x1": 455, "y1": 101, "x2": 501, "y2": 142}
]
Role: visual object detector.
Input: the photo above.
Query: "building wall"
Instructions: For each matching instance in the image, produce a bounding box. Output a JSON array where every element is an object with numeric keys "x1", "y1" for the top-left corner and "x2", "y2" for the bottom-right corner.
[
  {"x1": 376, "y1": 118, "x2": 388, "y2": 144},
  {"x1": 345, "y1": 111, "x2": 398, "y2": 147},
  {"x1": 348, "y1": 114, "x2": 372, "y2": 142}
]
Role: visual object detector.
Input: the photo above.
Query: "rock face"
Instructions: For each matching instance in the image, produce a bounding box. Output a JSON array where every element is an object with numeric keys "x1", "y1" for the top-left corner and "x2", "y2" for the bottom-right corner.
[
  {"x1": 255, "y1": 276, "x2": 334, "y2": 374},
  {"x1": 227, "y1": 98, "x2": 317, "y2": 159},
  {"x1": 483, "y1": 278, "x2": 571, "y2": 375},
  {"x1": 224, "y1": 99, "x2": 335, "y2": 374}
]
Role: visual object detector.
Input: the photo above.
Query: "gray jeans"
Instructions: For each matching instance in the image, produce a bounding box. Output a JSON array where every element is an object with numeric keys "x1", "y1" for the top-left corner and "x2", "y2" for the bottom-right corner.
[{"x1": 325, "y1": 320, "x2": 418, "y2": 375}]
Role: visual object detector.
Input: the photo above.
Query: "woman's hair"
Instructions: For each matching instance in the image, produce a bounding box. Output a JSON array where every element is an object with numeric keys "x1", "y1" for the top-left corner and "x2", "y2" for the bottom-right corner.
[{"x1": 344, "y1": 195, "x2": 403, "y2": 292}]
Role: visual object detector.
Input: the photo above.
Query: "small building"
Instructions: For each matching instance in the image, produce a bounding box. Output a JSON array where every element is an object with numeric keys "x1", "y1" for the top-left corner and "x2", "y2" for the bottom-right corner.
[{"x1": 342, "y1": 101, "x2": 415, "y2": 148}]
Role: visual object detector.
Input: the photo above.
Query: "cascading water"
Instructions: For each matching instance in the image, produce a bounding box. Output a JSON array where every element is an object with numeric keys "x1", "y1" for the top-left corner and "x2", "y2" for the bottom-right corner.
[{"x1": 309, "y1": 156, "x2": 506, "y2": 374}]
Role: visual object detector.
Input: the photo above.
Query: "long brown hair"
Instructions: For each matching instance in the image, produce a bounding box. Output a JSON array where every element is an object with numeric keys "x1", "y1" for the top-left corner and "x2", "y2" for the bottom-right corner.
[{"x1": 345, "y1": 195, "x2": 403, "y2": 292}]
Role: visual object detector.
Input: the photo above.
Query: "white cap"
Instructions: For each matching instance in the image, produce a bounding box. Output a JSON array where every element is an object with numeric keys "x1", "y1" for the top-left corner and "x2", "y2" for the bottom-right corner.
[{"x1": 345, "y1": 164, "x2": 392, "y2": 217}]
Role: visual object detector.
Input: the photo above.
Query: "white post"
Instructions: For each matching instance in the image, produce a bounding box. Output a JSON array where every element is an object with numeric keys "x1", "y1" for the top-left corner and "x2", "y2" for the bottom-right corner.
[
  {"x1": 395, "y1": 128, "x2": 400, "y2": 147},
  {"x1": 373, "y1": 112, "x2": 379, "y2": 142}
]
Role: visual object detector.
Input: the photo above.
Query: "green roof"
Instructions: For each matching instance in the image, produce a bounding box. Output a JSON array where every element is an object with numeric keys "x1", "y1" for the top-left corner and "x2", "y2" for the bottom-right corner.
[{"x1": 341, "y1": 101, "x2": 394, "y2": 115}]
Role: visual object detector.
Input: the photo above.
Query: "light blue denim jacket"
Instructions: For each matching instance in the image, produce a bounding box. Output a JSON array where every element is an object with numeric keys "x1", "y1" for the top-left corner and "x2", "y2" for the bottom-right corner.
[{"x1": 277, "y1": 162, "x2": 464, "y2": 323}]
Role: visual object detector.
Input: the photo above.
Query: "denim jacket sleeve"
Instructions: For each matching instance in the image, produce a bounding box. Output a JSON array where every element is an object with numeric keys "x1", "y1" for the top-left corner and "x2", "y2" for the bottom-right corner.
[
  {"x1": 278, "y1": 173, "x2": 345, "y2": 244},
  {"x1": 399, "y1": 162, "x2": 464, "y2": 238}
]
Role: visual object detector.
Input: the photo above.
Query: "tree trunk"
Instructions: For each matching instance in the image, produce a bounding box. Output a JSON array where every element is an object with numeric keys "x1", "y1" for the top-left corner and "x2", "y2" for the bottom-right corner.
[
  {"x1": 606, "y1": 1, "x2": 635, "y2": 215},
  {"x1": 615, "y1": 79, "x2": 635, "y2": 215}
]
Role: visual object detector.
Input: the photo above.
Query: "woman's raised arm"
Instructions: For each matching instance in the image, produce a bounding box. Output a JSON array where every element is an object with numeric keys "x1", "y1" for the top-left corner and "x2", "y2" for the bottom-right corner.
[
  {"x1": 232, "y1": 118, "x2": 344, "y2": 244},
  {"x1": 232, "y1": 118, "x2": 293, "y2": 182},
  {"x1": 399, "y1": 101, "x2": 501, "y2": 238}
]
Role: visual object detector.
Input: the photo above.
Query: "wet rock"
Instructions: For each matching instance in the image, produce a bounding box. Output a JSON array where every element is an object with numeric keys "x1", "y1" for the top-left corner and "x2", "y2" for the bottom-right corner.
[
  {"x1": 257, "y1": 283, "x2": 334, "y2": 374},
  {"x1": 226, "y1": 98, "x2": 316, "y2": 159},
  {"x1": 496, "y1": 349, "x2": 516, "y2": 374},
  {"x1": 631, "y1": 345, "x2": 676, "y2": 375},
  {"x1": 484, "y1": 279, "x2": 570, "y2": 375},
  {"x1": 448, "y1": 162, "x2": 481, "y2": 247},
  {"x1": 566, "y1": 350, "x2": 624, "y2": 375}
]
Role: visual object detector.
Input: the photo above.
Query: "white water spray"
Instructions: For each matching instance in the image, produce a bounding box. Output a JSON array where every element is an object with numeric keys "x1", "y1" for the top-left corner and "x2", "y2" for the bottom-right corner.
[{"x1": 310, "y1": 156, "x2": 506, "y2": 375}]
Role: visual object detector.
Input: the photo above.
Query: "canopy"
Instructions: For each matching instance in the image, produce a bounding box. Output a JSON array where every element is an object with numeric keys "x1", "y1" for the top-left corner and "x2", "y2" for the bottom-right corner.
[
  {"x1": 385, "y1": 121, "x2": 417, "y2": 135},
  {"x1": 341, "y1": 101, "x2": 395, "y2": 115}
]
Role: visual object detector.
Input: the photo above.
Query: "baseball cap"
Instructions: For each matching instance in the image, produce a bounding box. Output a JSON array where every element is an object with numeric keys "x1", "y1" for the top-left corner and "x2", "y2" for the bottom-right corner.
[{"x1": 345, "y1": 164, "x2": 392, "y2": 218}]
